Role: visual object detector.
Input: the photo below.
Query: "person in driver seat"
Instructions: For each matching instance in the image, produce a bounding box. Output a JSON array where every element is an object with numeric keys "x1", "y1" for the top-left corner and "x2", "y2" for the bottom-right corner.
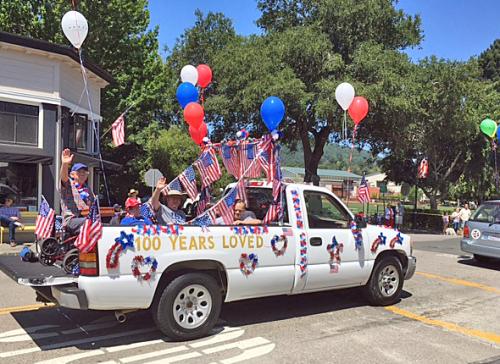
[{"x1": 233, "y1": 199, "x2": 262, "y2": 225}]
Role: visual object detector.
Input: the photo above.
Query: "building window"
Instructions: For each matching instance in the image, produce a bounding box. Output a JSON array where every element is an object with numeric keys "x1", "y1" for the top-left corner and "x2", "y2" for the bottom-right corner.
[
  {"x1": 68, "y1": 113, "x2": 88, "y2": 151},
  {"x1": 0, "y1": 101, "x2": 38, "y2": 146},
  {"x1": 0, "y1": 162, "x2": 38, "y2": 211}
]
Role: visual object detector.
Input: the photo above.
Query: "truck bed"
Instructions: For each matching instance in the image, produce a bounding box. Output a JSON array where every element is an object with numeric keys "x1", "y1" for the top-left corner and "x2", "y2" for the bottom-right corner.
[{"x1": 0, "y1": 255, "x2": 75, "y2": 286}]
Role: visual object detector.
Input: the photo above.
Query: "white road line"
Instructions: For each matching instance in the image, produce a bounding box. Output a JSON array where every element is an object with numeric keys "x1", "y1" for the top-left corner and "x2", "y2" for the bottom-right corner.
[
  {"x1": 0, "y1": 332, "x2": 59, "y2": 343},
  {"x1": 0, "y1": 325, "x2": 58, "y2": 340},
  {"x1": 147, "y1": 351, "x2": 202, "y2": 364},
  {"x1": 105, "y1": 338, "x2": 166, "y2": 353},
  {"x1": 0, "y1": 328, "x2": 155, "y2": 358},
  {"x1": 221, "y1": 343, "x2": 276, "y2": 364},
  {"x1": 35, "y1": 350, "x2": 106, "y2": 364},
  {"x1": 119, "y1": 345, "x2": 188, "y2": 363},
  {"x1": 190, "y1": 330, "x2": 245, "y2": 348},
  {"x1": 202, "y1": 337, "x2": 271, "y2": 355}
]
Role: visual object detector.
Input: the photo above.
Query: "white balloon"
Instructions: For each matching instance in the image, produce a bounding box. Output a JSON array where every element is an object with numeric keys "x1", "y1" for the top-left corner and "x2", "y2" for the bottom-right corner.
[
  {"x1": 61, "y1": 11, "x2": 88, "y2": 49},
  {"x1": 180, "y1": 65, "x2": 198, "y2": 85},
  {"x1": 335, "y1": 82, "x2": 355, "y2": 111}
]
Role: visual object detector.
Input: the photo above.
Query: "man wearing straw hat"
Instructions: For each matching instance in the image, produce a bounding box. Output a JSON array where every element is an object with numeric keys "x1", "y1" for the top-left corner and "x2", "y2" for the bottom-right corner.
[{"x1": 150, "y1": 177, "x2": 187, "y2": 224}]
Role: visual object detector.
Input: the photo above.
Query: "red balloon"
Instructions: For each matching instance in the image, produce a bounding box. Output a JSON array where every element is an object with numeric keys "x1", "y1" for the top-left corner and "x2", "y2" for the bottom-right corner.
[
  {"x1": 348, "y1": 96, "x2": 369, "y2": 125},
  {"x1": 183, "y1": 102, "x2": 204, "y2": 129},
  {"x1": 189, "y1": 122, "x2": 208, "y2": 145},
  {"x1": 197, "y1": 64, "x2": 212, "y2": 88}
]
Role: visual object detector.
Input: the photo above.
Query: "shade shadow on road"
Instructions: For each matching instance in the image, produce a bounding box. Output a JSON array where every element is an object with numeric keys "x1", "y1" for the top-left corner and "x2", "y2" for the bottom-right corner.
[
  {"x1": 6, "y1": 287, "x2": 413, "y2": 353},
  {"x1": 457, "y1": 256, "x2": 500, "y2": 272}
]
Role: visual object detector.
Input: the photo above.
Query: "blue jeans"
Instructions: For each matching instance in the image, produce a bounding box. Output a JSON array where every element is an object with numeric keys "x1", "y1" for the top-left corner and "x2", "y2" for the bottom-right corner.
[{"x1": 0, "y1": 215, "x2": 17, "y2": 242}]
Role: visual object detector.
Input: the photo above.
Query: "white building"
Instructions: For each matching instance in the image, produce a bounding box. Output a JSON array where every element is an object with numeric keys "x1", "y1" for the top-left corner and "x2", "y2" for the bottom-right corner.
[
  {"x1": 365, "y1": 172, "x2": 402, "y2": 194},
  {"x1": 0, "y1": 31, "x2": 117, "y2": 211}
]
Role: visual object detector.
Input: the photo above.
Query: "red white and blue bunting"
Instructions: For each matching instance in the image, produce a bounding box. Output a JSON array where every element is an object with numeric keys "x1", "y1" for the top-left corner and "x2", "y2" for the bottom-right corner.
[
  {"x1": 326, "y1": 236, "x2": 344, "y2": 273},
  {"x1": 239, "y1": 253, "x2": 259, "y2": 276},
  {"x1": 350, "y1": 220, "x2": 363, "y2": 250},
  {"x1": 106, "y1": 231, "x2": 135, "y2": 270},
  {"x1": 299, "y1": 232, "x2": 308, "y2": 277},
  {"x1": 132, "y1": 224, "x2": 184, "y2": 236},
  {"x1": 291, "y1": 190, "x2": 304, "y2": 229},
  {"x1": 231, "y1": 226, "x2": 269, "y2": 235}
]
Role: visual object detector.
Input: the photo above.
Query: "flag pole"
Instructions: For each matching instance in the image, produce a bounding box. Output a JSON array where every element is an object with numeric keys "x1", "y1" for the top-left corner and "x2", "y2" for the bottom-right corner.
[{"x1": 101, "y1": 102, "x2": 136, "y2": 139}]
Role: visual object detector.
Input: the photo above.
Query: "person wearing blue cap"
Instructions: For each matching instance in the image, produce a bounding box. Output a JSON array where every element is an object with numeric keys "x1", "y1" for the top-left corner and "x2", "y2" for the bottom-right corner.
[{"x1": 59, "y1": 148, "x2": 94, "y2": 235}]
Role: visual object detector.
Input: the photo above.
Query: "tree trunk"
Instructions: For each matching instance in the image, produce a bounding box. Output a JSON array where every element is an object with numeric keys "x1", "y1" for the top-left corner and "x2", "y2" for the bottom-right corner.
[
  {"x1": 429, "y1": 195, "x2": 438, "y2": 210},
  {"x1": 301, "y1": 125, "x2": 331, "y2": 186}
]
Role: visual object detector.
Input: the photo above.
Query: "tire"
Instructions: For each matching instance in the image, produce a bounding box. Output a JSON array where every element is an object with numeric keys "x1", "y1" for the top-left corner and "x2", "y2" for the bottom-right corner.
[
  {"x1": 62, "y1": 248, "x2": 79, "y2": 274},
  {"x1": 152, "y1": 272, "x2": 222, "y2": 341},
  {"x1": 364, "y1": 256, "x2": 404, "y2": 306}
]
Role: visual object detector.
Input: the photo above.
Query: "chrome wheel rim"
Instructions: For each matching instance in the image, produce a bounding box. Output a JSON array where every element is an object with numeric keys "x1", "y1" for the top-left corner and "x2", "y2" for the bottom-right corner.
[
  {"x1": 378, "y1": 264, "x2": 399, "y2": 297},
  {"x1": 173, "y1": 284, "x2": 212, "y2": 329}
]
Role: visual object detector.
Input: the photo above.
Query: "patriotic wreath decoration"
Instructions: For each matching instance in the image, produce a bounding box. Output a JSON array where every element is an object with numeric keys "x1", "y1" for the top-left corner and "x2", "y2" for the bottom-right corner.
[
  {"x1": 390, "y1": 232, "x2": 404, "y2": 249},
  {"x1": 270, "y1": 234, "x2": 288, "y2": 257},
  {"x1": 371, "y1": 232, "x2": 387, "y2": 253},
  {"x1": 239, "y1": 253, "x2": 258, "y2": 276},
  {"x1": 131, "y1": 255, "x2": 158, "y2": 281},
  {"x1": 106, "y1": 231, "x2": 135, "y2": 269},
  {"x1": 350, "y1": 220, "x2": 363, "y2": 250},
  {"x1": 291, "y1": 190, "x2": 304, "y2": 229},
  {"x1": 326, "y1": 236, "x2": 344, "y2": 273},
  {"x1": 299, "y1": 232, "x2": 308, "y2": 277}
]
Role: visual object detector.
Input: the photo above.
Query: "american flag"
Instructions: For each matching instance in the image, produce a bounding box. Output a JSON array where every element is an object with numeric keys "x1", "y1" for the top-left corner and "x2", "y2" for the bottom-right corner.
[
  {"x1": 263, "y1": 180, "x2": 282, "y2": 224},
  {"x1": 220, "y1": 144, "x2": 240, "y2": 178},
  {"x1": 35, "y1": 198, "x2": 55, "y2": 239},
  {"x1": 111, "y1": 114, "x2": 125, "y2": 147},
  {"x1": 179, "y1": 166, "x2": 198, "y2": 200},
  {"x1": 195, "y1": 149, "x2": 221, "y2": 188},
  {"x1": 218, "y1": 187, "x2": 237, "y2": 225},
  {"x1": 257, "y1": 141, "x2": 274, "y2": 182},
  {"x1": 239, "y1": 142, "x2": 261, "y2": 178},
  {"x1": 358, "y1": 175, "x2": 371, "y2": 203},
  {"x1": 74, "y1": 201, "x2": 102, "y2": 253},
  {"x1": 140, "y1": 202, "x2": 157, "y2": 224},
  {"x1": 163, "y1": 177, "x2": 184, "y2": 195},
  {"x1": 197, "y1": 187, "x2": 211, "y2": 215},
  {"x1": 192, "y1": 212, "x2": 213, "y2": 228},
  {"x1": 235, "y1": 179, "x2": 247, "y2": 205}
]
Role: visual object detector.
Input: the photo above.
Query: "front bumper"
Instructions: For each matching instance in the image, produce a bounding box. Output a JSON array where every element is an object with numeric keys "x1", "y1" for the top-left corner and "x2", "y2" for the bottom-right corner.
[
  {"x1": 405, "y1": 256, "x2": 417, "y2": 280},
  {"x1": 51, "y1": 284, "x2": 88, "y2": 310}
]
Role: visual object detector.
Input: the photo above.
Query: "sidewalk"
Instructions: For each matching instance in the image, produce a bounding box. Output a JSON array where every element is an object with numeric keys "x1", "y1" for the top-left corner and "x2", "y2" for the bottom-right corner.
[
  {"x1": 407, "y1": 233, "x2": 461, "y2": 243},
  {"x1": 0, "y1": 242, "x2": 34, "y2": 256}
]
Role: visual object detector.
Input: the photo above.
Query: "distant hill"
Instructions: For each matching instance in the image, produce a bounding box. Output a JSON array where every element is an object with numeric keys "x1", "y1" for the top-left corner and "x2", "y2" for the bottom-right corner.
[{"x1": 280, "y1": 143, "x2": 380, "y2": 176}]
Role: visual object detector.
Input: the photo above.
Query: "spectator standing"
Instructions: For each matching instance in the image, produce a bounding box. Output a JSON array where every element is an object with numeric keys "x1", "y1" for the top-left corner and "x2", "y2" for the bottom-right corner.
[
  {"x1": 451, "y1": 208, "x2": 461, "y2": 233},
  {"x1": 442, "y1": 212, "x2": 450, "y2": 234},
  {"x1": 459, "y1": 203, "x2": 472, "y2": 230},
  {"x1": 0, "y1": 195, "x2": 23, "y2": 247},
  {"x1": 395, "y1": 201, "x2": 405, "y2": 230},
  {"x1": 385, "y1": 204, "x2": 394, "y2": 228}
]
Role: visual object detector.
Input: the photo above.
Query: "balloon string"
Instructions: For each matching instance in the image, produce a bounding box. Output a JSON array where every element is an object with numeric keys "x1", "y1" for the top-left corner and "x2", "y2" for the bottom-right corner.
[
  {"x1": 201, "y1": 87, "x2": 205, "y2": 108},
  {"x1": 348, "y1": 125, "x2": 358, "y2": 173},
  {"x1": 344, "y1": 111, "x2": 347, "y2": 140}
]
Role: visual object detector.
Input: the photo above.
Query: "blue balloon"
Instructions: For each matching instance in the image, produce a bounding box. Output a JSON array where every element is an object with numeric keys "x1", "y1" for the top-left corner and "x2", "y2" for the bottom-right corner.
[
  {"x1": 260, "y1": 96, "x2": 285, "y2": 131},
  {"x1": 176, "y1": 82, "x2": 199, "y2": 108}
]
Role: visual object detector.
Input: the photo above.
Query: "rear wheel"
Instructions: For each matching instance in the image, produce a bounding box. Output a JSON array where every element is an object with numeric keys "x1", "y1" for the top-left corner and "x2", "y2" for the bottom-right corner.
[
  {"x1": 152, "y1": 273, "x2": 222, "y2": 341},
  {"x1": 364, "y1": 256, "x2": 404, "y2": 306},
  {"x1": 62, "y1": 248, "x2": 79, "y2": 274}
]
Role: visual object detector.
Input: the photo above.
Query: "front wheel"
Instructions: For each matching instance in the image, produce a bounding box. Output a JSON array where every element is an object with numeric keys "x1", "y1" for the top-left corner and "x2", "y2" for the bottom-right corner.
[
  {"x1": 364, "y1": 256, "x2": 404, "y2": 306},
  {"x1": 152, "y1": 273, "x2": 222, "y2": 341}
]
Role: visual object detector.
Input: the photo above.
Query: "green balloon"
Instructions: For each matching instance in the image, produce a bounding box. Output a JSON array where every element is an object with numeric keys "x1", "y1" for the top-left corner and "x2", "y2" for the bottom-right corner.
[{"x1": 480, "y1": 118, "x2": 497, "y2": 138}]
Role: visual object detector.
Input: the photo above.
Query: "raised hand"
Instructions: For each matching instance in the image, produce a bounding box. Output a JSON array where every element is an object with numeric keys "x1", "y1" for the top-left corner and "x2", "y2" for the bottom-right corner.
[
  {"x1": 61, "y1": 148, "x2": 74, "y2": 165},
  {"x1": 155, "y1": 177, "x2": 167, "y2": 191}
]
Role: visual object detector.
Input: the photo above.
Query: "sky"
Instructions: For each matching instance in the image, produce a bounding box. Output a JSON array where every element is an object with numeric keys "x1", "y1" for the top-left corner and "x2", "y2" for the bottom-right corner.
[{"x1": 148, "y1": 0, "x2": 500, "y2": 62}]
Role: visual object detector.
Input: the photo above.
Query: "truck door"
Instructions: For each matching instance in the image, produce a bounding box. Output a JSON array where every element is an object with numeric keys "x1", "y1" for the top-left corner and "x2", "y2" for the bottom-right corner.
[{"x1": 301, "y1": 190, "x2": 366, "y2": 292}]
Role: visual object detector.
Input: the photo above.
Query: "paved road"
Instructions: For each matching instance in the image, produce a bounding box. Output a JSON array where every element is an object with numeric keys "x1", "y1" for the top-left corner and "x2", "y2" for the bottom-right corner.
[{"x1": 0, "y1": 236, "x2": 499, "y2": 363}]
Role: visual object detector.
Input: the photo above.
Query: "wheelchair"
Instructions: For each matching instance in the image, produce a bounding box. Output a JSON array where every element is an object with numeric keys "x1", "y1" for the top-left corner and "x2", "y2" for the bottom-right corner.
[{"x1": 35, "y1": 216, "x2": 80, "y2": 275}]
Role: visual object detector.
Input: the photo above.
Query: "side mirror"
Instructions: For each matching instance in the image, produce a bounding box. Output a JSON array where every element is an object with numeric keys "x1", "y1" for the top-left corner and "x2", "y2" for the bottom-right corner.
[{"x1": 354, "y1": 214, "x2": 367, "y2": 229}]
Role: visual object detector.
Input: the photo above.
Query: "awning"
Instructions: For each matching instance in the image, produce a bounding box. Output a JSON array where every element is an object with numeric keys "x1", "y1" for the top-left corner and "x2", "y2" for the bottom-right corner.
[
  {"x1": 73, "y1": 152, "x2": 122, "y2": 171},
  {"x1": 0, "y1": 144, "x2": 53, "y2": 164}
]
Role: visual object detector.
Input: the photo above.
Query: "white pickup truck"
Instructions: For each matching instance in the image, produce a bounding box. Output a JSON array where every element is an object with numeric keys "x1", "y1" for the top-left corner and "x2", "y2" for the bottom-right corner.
[{"x1": 0, "y1": 182, "x2": 416, "y2": 341}]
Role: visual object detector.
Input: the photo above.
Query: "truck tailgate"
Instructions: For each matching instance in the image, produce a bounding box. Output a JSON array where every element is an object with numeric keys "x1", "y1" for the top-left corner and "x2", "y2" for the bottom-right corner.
[{"x1": 0, "y1": 255, "x2": 77, "y2": 286}]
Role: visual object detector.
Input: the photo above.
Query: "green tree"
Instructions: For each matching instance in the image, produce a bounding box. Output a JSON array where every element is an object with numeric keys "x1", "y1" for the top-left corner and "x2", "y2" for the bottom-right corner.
[
  {"x1": 198, "y1": 0, "x2": 422, "y2": 184},
  {"x1": 0, "y1": 0, "x2": 171, "y2": 201},
  {"x1": 479, "y1": 39, "x2": 500, "y2": 83}
]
